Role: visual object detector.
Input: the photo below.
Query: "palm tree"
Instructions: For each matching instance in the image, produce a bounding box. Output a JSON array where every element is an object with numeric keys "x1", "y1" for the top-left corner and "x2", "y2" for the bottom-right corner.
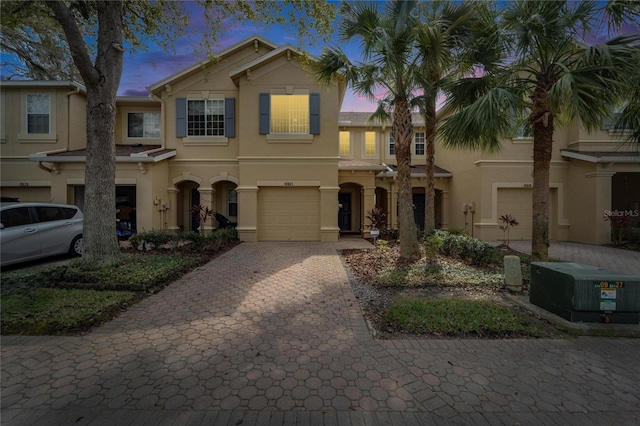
[
  {"x1": 315, "y1": 0, "x2": 421, "y2": 260},
  {"x1": 413, "y1": 0, "x2": 502, "y2": 234},
  {"x1": 440, "y1": 0, "x2": 640, "y2": 261}
]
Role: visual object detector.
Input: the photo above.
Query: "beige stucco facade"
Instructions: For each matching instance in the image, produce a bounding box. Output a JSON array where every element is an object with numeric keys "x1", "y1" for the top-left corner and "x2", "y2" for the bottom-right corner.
[{"x1": 1, "y1": 37, "x2": 639, "y2": 245}]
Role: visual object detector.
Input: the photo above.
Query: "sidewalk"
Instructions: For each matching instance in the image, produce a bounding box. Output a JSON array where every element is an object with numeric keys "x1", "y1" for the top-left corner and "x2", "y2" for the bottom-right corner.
[
  {"x1": 2, "y1": 241, "x2": 639, "y2": 425},
  {"x1": 508, "y1": 240, "x2": 640, "y2": 275}
]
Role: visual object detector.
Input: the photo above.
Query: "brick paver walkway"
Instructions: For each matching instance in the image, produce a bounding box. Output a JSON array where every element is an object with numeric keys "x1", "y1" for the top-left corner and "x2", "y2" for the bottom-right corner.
[{"x1": 2, "y1": 241, "x2": 639, "y2": 425}]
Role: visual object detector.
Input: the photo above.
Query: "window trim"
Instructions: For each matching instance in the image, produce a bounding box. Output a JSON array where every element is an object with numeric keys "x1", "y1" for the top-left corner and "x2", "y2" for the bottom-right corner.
[
  {"x1": 259, "y1": 90, "x2": 319, "y2": 138},
  {"x1": 339, "y1": 131, "x2": 351, "y2": 156},
  {"x1": 364, "y1": 131, "x2": 377, "y2": 157},
  {"x1": 227, "y1": 189, "x2": 237, "y2": 218},
  {"x1": 126, "y1": 111, "x2": 161, "y2": 139},
  {"x1": 414, "y1": 131, "x2": 425, "y2": 156},
  {"x1": 176, "y1": 96, "x2": 235, "y2": 142},
  {"x1": 26, "y1": 93, "x2": 51, "y2": 135}
]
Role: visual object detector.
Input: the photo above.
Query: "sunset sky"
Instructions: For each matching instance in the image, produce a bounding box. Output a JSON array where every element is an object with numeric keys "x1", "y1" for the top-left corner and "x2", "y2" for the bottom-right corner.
[{"x1": 116, "y1": 3, "x2": 377, "y2": 112}]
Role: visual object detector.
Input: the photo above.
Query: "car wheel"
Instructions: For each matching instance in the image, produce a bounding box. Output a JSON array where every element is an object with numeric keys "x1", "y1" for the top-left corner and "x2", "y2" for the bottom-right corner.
[{"x1": 69, "y1": 235, "x2": 83, "y2": 257}]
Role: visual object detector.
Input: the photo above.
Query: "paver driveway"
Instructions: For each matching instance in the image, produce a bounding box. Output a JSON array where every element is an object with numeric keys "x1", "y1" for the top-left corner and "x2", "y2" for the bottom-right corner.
[{"x1": 2, "y1": 241, "x2": 639, "y2": 425}]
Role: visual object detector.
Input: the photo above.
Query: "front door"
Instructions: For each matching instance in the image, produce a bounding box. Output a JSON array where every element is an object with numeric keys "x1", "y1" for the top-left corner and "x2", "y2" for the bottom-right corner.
[
  {"x1": 413, "y1": 193, "x2": 425, "y2": 231},
  {"x1": 191, "y1": 189, "x2": 200, "y2": 231},
  {"x1": 338, "y1": 193, "x2": 351, "y2": 231}
]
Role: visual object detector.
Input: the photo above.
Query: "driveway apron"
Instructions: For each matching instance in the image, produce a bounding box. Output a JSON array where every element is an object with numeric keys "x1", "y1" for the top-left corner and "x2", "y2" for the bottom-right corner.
[{"x1": 2, "y1": 241, "x2": 640, "y2": 425}]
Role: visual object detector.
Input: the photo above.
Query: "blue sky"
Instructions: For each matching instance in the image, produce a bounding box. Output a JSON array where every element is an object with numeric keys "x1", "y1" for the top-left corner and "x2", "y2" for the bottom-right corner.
[{"x1": 117, "y1": 2, "x2": 377, "y2": 112}]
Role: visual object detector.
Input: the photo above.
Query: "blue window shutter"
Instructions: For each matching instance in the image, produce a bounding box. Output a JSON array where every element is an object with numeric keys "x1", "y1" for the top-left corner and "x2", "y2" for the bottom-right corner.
[
  {"x1": 224, "y1": 98, "x2": 235, "y2": 138},
  {"x1": 310, "y1": 93, "x2": 320, "y2": 135},
  {"x1": 176, "y1": 98, "x2": 186, "y2": 137},
  {"x1": 259, "y1": 93, "x2": 270, "y2": 134}
]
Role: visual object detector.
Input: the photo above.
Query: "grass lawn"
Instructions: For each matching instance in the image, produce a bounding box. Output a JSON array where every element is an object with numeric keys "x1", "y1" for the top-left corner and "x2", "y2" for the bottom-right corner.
[
  {"x1": 385, "y1": 297, "x2": 547, "y2": 338},
  {"x1": 1, "y1": 252, "x2": 213, "y2": 335}
]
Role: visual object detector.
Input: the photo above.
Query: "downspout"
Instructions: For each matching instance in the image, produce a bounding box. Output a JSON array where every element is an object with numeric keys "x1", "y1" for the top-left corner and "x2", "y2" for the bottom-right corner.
[
  {"x1": 64, "y1": 86, "x2": 80, "y2": 152},
  {"x1": 151, "y1": 94, "x2": 166, "y2": 149}
]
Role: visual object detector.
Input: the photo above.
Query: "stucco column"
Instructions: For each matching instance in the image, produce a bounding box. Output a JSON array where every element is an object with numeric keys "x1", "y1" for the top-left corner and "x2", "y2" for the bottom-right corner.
[
  {"x1": 362, "y1": 186, "x2": 376, "y2": 237},
  {"x1": 167, "y1": 187, "x2": 179, "y2": 232},
  {"x1": 198, "y1": 187, "x2": 214, "y2": 232},
  {"x1": 320, "y1": 186, "x2": 340, "y2": 242},
  {"x1": 236, "y1": 186, "x2": 258, "y2": 242},
  {"x1": 210, "y1": 188, "x2": 217, "y2": 215},
  {"x1": 587, "y1": 171, "x2": 615, "y2": 244},
  {"x1": 441, "y1": 190, "x2": 450, "y2": 229}
]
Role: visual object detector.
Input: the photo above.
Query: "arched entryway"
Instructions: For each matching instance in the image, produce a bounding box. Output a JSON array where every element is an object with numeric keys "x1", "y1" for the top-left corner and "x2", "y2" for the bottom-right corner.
[{"x1": 176, "y1": 180, "x2": 200, "y2": 232}]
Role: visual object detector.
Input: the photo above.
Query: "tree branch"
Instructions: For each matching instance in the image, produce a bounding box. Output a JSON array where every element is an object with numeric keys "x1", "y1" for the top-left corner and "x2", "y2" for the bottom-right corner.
[{"x1": 46, "y1": 0, "x2": 98, "y2": 86}]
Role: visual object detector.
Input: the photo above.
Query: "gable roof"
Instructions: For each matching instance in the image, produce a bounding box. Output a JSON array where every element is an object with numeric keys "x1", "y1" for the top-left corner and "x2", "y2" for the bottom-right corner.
[
  {"x1": 147, "y1": 36, "x2": 278, "y2": 94},
  {"x1": 229, "y1": 44, "x2": 316, "y2": 84}
]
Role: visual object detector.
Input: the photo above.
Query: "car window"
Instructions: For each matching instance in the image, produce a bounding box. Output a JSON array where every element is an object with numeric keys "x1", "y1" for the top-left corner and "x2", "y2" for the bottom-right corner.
[
  {"x1": 35, "y1": 206, "x2": 63, "y2": 222},
  {"x1": 1, "y1": 207, "x2": 31, "y2": 228},
  {"x1": 60, "y1": 207, "x2": 78, "y2": 219}
]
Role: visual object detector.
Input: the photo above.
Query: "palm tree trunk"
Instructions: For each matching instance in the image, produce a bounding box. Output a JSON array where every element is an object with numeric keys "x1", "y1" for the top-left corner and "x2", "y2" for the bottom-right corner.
[
  {"x1": 531, "y1": 107, "x2": 554, "y2": 261},
  {"x1": 394, "y1": 98, "x2": 420, "y2": 260},
  {"x1": 423, "y1": 99, "x2": 437, "y2": 235}
]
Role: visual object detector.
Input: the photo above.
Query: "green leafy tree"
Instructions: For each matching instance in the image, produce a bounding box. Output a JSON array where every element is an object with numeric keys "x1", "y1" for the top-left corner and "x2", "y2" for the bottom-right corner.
[
  {"x1": 440, "y1": 0, "x2": 640, "y2": 261},
  {"x1": 315, "y1": 0, "x2": 421, "y2": 260},
  {"x1": 1, "y1": 0, "x2": 335, "y2": 269},
  {"x1": 413, "y1": 0, "x2": 502, "y2": 234}
]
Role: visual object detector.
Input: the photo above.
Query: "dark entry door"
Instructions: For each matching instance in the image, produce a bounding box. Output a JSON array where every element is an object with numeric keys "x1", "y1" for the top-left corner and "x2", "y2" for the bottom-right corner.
[
  {"x1": 191, "y1": 189, "x2": 200, "y2": 231},
  {"x1": 338, "y1": 193, "x2": 351, "y2": 231},
  {"x1": 413, "y1": 193, "x2": 425, "y2": 231}
]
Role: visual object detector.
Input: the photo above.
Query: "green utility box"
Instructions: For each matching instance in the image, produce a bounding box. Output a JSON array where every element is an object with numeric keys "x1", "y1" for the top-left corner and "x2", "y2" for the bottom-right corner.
[{"x1": 530, "y1": 262, "x2": 640, "y2": 324}]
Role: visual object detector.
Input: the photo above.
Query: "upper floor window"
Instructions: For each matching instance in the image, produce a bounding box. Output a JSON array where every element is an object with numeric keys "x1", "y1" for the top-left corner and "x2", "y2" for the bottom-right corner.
[
  {"x1": 188, "y1": 99, "x2": 224, "y2": 136},
  {"x1": 415, "y1": 132, "x2": 425, "y2": 155},
  {"x1": 339, "y1": 131, "x2": 350, "y2": 155},
  {"x1": 271, "y1": 95, "x2": 308, "y2": 133},
  {"x1": 389, "y1": 134, "x2": 395, "y2": 156},
  {"x1": 259, "y1": 93, "x2": 320, "y2": 136},
  {"x1": 27, "y1": 94, "x2": 50, "y2": 134},
  {"x1": 176, "y1": 97, "x2": 235, "y2": 139},
  {"x1": 128, "y1": 112, "x2": 160, "y2": 138},
  {"x1": 365, "y1": 131, "x2": 376, "y2": 156}
]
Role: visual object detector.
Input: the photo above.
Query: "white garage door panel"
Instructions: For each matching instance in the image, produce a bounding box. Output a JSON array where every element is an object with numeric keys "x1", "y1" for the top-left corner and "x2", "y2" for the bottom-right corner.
[
  {"x1": 259, "y1": 187, "x2": 320, "y2": 241},
  {"x1": 497, "y1": 188, "x2": 532, "y2": 240}
]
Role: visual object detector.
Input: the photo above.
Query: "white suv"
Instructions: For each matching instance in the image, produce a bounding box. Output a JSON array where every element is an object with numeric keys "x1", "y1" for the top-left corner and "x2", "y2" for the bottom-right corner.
[{"x1": 0, "y1": 202, "x2": 83, "y2": 267}]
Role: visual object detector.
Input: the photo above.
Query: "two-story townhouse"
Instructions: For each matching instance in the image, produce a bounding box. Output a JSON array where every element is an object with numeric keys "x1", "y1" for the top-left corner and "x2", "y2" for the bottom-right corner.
[{"x1": 1, "y1": 35, "x2": 638, "y2": 245}]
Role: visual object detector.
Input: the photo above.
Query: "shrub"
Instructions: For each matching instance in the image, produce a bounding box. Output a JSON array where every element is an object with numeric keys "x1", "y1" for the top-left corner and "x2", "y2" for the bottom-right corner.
[
  {"x1": 212, "y1": 226, "x2": 238, "y2": 244},
  {"x1": 423, "y1": 234, "x2": 443, "y2": 258},
  {"x1": 444, "y1": 227, "x2": 465, "y2": 235},
  {"x1": 181, "y1": 230, "x2": 205, "y2": 249},
  {"x1": 380, "y1": 228, "x2": 399, "y2": 240},
  {"x1": 129, "y1": 229, "x2": 175, "y2": 250},
  {"x1": 435, "y1": 229, "x2": 498, "y2": 265},
  {"x1": 623, "y1": 227, "x2": 640, "y2": 244}
]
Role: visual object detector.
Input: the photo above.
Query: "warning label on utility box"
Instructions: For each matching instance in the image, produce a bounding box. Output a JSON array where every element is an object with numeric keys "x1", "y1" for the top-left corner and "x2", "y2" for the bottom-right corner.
[{"x1": 599, "y1": 288, "x2": 617, "y2": 311}]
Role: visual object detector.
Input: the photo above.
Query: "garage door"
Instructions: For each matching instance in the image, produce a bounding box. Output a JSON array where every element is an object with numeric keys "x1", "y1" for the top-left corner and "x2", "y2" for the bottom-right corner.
[
  {"x1": 497, "y1": 188, "x2": 557, "y2": 241},
  {"x1": 1, "y1": 187, "x2": 51, "y2": 202},
  {"x1": 497, "y1": 188, "x2": 532, "y2": 240},
  {"x1": 258, "y1": 187, "x2": 320, "y2": 241}
]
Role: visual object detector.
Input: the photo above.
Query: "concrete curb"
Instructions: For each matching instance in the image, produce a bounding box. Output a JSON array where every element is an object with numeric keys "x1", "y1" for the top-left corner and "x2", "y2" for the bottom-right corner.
[{"x1": 507, "y1": 294, "x2": 640, "y2": 338}]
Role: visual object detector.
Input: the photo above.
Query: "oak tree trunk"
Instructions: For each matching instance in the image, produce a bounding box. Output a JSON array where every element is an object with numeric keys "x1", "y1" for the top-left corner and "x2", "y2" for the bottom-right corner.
[
  {"x1": 393, "y1": 98, "x2": 420, "y2": 260},
  {"x1": 48, "y1": 1, "x2": 124, "y2": 268}
]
